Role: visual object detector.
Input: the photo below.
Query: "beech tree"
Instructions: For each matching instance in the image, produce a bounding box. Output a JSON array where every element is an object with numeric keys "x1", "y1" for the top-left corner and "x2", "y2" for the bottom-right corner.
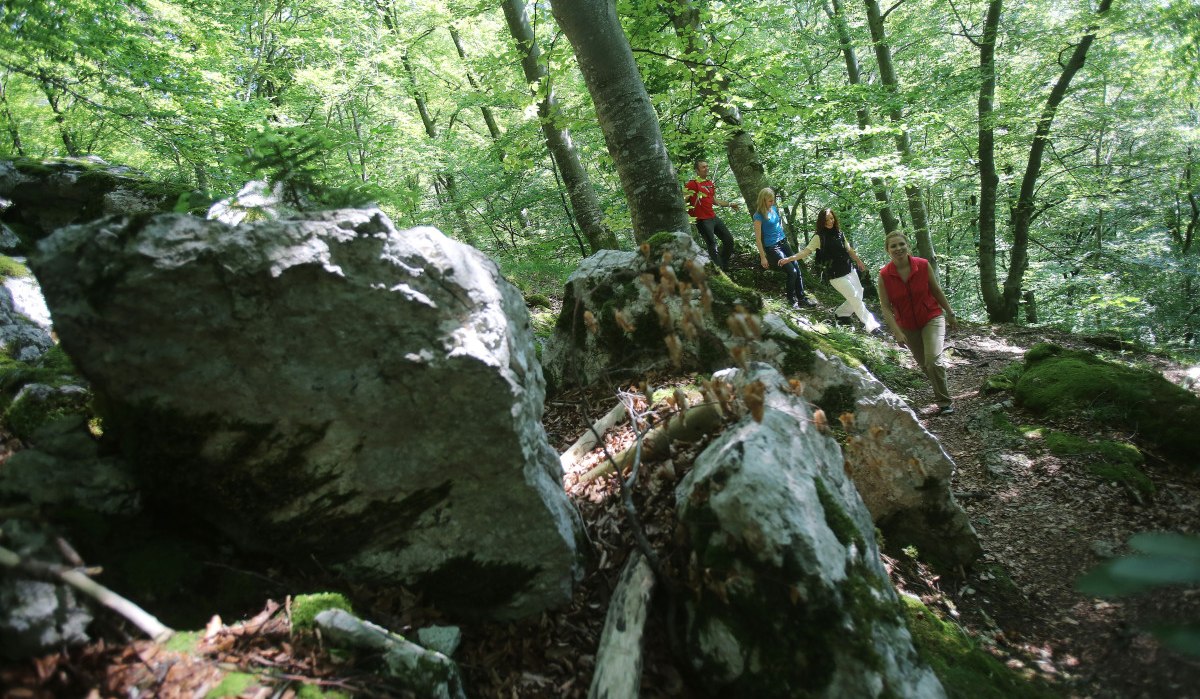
[
  {"x1": 501, "y1": 0, "x2": 620, "y2": 253},
  {"x1": 548, "y1": 0, "x2": 690, "y2": 241}
]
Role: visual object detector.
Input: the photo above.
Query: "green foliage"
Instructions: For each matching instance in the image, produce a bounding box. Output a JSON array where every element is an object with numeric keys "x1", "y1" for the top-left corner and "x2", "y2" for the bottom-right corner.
[
  {"x1": 1078, "y1": 532, "x2": 1200, "y2": 655},
  {"x1": 902, "y1": 596, "x2": 1061, "y2": 698},
  {"x1": 1016, "y1": 344, "x2": 1200, "y2": 462},
  {"x1": 291, "y1": 593, "x2": 353, "y2": 630}
]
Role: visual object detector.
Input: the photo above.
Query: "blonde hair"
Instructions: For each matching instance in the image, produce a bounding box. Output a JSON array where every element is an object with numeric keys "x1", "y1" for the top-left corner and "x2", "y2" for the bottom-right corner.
[
  {"x1": 755, "y1": 187, "x2": 776, "y2": 215},
  {"x1": 884, "y1": 229, "x2": 908, "y2": 245}
]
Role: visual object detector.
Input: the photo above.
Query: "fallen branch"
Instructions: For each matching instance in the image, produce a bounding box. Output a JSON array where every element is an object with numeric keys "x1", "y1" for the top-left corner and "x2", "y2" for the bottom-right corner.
[
  {"x1": 588, "y1": 552, "x2": 656, "y2": 699},
  {"x1": 0, "y1": 545, "x2": 173, "y2": 643},
  {"x1": 579, "y1": 401, "x2": 725, "y2": 484},
  {"x1": 560, "y1": 401, "x2": 626, "y2": 469}
]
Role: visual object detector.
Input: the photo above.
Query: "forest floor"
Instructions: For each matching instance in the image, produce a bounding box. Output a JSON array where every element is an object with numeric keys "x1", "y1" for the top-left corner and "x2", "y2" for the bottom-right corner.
[{"x1": 2, "y1": 320, "x2": 1198, "y2": 699}]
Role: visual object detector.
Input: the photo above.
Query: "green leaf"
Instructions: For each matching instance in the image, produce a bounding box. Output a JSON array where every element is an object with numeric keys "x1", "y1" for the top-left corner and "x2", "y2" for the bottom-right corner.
[
  {"x1": 1147, "y1": 624, "x2": 1200, "y2": 656},
  {"x1": 1128, "y1": 532, "x2": 1200, "y2": 560}
]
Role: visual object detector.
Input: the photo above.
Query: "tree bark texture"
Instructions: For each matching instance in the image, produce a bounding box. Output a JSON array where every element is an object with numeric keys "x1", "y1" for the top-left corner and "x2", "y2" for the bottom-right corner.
[
  {"x1": 977, "y1": 0, "x2": 1004, "y2": 320},
  {"x1": 549, "y1": 0, "x2": 690, "y2": 242},
  {"x1": 1004, "y1": 0, "x2": 1115, "y2": 319},
  {"x1": 863, "y1": 0, "x2": 936, "y2": 275},
  {"x1": 501, "y1": 0, "x2": 620, "y2": 252}
]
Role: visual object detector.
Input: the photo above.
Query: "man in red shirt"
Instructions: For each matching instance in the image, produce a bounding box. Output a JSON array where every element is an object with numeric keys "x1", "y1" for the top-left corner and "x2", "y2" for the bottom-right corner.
[{"x1": 684, "y1": 160, "x2": 740, "y2": 272}]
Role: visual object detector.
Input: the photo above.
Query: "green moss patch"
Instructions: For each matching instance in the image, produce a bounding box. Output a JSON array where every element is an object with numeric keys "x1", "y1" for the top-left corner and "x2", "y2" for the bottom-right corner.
[
  {"x1": 292, "y1": 592, "x2": 354, "y2": 630},
  {"x1": 1016, "y1": 344, "x2": 1200, "y2": 463},
  {"x1": 206, "y1": 671, "x2": 257, "y2": 698},
  {"x1": 1043, "y1": 431, "x2": 1153, "y2": 496},
  {"x1": 0, "y1": 255, "x2": 31, "y2": 279},
  {"x1": 903, "y1": 596, "x2": 1060, "y2": 699}
]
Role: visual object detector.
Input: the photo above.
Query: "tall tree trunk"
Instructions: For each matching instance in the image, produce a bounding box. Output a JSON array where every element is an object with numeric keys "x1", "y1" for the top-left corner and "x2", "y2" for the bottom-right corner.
[
  {"x1": 1181, "y1": 144, "x2": 1198, "y2": 255},
  {"x1": 400, "y1": 49, "x2": 476, "y2": 244},
  {"x1": 0, "y1": 75, "x2": 25, "y2": 157},
  {"x1": 448, "y1": 26, "x2": 503, "y2": 143},
  {"x1": 977, "y1": 0, "x2": 1005, "y2": 320},
  {"x1": 862, "y1": 0, "x2": 936, "y2": 275},
  {"x1": 549, "y1": 0, "x2": 690, "y2": 242},
  {"x1": 40, "y1": 82, "x2": 79, "y2": 156},
  {"x1": 1001, "y1": 0, "x2": 1114, "y2": 319},
  {"x1": 501, "y1": 0, "x2": 619, "y2": 252},
  {"x1": 663, "y1": 0, "x2": 769, "y2": 210},
  {"x1": 824, "y1": 0, "x2": 899, "y2": 233}
]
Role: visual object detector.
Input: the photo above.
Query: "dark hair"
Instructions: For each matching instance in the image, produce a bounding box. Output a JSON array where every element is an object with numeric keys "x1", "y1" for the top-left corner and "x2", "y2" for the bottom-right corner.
[
  {"x1": 694, "y1": 159, "x2": 707, "y2": 171},
  {"x1": 816, "y1": 208, "x2": 839, "y2": 234}
]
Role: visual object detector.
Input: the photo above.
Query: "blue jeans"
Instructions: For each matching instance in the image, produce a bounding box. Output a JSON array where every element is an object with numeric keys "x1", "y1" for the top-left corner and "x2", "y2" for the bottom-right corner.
[{"x1": 766, "y1": 241, "x2": 804, "y2": 303}]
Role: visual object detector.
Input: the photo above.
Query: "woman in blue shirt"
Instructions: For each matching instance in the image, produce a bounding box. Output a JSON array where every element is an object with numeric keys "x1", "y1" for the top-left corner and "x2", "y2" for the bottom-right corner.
[{"x1": 753, "y1": 188, "x2": 810, "y2": 308}]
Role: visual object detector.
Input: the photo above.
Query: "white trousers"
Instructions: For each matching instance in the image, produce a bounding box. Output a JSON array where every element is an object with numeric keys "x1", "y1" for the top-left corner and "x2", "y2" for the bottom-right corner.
[{"x1": 829, "y1": 271, "x2": 880, "y2": 332}]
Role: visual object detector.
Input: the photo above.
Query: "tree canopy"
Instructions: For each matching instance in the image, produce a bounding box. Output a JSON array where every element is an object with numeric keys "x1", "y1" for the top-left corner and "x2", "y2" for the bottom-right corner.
[{"x1": 1, "y1": 0, "x2": 1196, "y2": 351}]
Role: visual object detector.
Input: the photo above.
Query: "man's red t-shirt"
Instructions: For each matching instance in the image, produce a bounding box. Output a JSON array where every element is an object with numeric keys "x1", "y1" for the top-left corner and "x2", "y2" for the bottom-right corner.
[{"x1": 685, "y1": 179, "x2": 717, "y2": 220}]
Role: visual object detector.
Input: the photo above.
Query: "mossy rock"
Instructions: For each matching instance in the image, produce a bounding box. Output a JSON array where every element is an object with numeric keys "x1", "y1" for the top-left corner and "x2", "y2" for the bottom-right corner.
[
  {"x1": 1043, "y1": 431, "x2": 1153, "y2": 497},
  {"x1": 903, "y1": 596, "x2": 1060, "y2": 699},
  {"x1": 1016, "y1": 344, "x2": 1200, "y2": 463},
  {"x1": 291, "y1": 592, "x2": 354, "y2": 630}
]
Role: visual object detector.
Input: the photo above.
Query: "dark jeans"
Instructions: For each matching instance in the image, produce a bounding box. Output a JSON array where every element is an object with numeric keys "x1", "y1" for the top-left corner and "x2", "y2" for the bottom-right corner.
[
  {"x1": 696, "y1": 217, "x2": 734, "y2": 271},
  {"x1": 766, "y1": 241, "x2": 805, "y2": 303}
]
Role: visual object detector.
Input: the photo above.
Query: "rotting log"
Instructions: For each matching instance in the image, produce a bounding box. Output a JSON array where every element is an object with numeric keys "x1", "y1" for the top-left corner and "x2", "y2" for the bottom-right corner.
[{"x1": 588, "y1": 551, "x2": 656, "y2": 699}]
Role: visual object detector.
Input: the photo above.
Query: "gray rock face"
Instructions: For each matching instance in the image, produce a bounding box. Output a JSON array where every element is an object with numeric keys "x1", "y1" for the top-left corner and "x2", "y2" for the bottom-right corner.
[
  {"x1": 795, "y1": 344, "x2": 983, "y2": 571},
  {"x1": 0, "y1": 158, "x2": 181, "y2": 252},
  {"x1": 541, "y1": 232, "x2": 752, "y2": 389},
  {"x1": 30, "y1": 209, "x2": 584, "y2": 618},
  {"x1": 675, "y1": 364, "x2": 945, "y2": 699},
  {"x1": 541, "y1": 245, "x2": 980, "y2": 571},
  {"x1": 0, "y1": 521, "x2": 94, "y2": 660},
  {"x1": 0, "y1": 285, "x2": 54, "y2": 361}
]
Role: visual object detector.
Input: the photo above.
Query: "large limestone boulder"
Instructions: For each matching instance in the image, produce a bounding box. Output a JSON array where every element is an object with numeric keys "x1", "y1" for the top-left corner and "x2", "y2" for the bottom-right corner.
[
  {"x1": 29, "y1": 209, "x2": 584, "y2": 618},
  {"x1": 542, "y1": 241, "x2": 980, "y2": 571},
  {"x1": 767, "y1": 320, "x2": 983, "y2": 570},
  {"x1": 676, "y1": 364, "x2": 945, "y2": 698},
  {"x1": 541, "y1": 232, "x2": 758, "y2": 389}
]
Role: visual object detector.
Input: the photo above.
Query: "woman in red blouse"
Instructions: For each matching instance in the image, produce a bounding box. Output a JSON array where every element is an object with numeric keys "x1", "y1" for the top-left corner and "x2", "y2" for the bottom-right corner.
[{"x1": 878, "y1": 230, "x2": 959, "y2": 415}]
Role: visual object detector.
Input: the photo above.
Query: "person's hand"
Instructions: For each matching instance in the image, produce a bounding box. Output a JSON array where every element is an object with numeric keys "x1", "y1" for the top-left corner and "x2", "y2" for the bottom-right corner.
[
  {"x1": 777, "y1": 256, "x2": 792, "y2": 267},
  {"x1": 857, "y1": 261, "x2": 867, "y2": 272},
  {"x1": 893, "y1": 333, "x2": 907, "y2": 348},
  {"x1": 760, "y1": 255, "x2": 770, "y2": 269},
  {"x1": 946, "y1": 311, "x2": 959, "y2": 330}
]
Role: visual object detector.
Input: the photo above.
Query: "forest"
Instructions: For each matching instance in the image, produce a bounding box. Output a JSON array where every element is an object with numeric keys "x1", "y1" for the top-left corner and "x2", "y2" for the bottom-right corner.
[
  {"x1": 0, "y1": 0, "x2": 1197, "y2": 349},
  {"x1": 2, "y1": 0, "x2": 1200, "y2": 697}
]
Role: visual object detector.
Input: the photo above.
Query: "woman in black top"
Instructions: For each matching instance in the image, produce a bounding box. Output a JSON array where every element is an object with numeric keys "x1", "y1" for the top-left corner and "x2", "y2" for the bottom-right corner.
[{"x1": 779, "y1": 208, "x2": 880, "y2": 332}]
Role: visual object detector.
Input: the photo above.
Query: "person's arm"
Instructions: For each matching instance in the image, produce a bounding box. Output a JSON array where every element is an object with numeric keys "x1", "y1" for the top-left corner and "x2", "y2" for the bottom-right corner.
[
  {"x1": 779, "y1": 235, "x2": 820, "y2": 265},
  {"x1": 928, "y1": 273, "x2": 958, "y2": 329},
  {"x1": 877, "y1": 275, "x2": 907, "y2": 346},
  {"x1": 715, "y1": 197, "x2": 740, "y2": 211},
  {"x1": 845, "y1": 240, "x2": 867, "y2": 272},
  {"x1": 754, "y1": 217, "x2": 769, "y2": 269}
]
